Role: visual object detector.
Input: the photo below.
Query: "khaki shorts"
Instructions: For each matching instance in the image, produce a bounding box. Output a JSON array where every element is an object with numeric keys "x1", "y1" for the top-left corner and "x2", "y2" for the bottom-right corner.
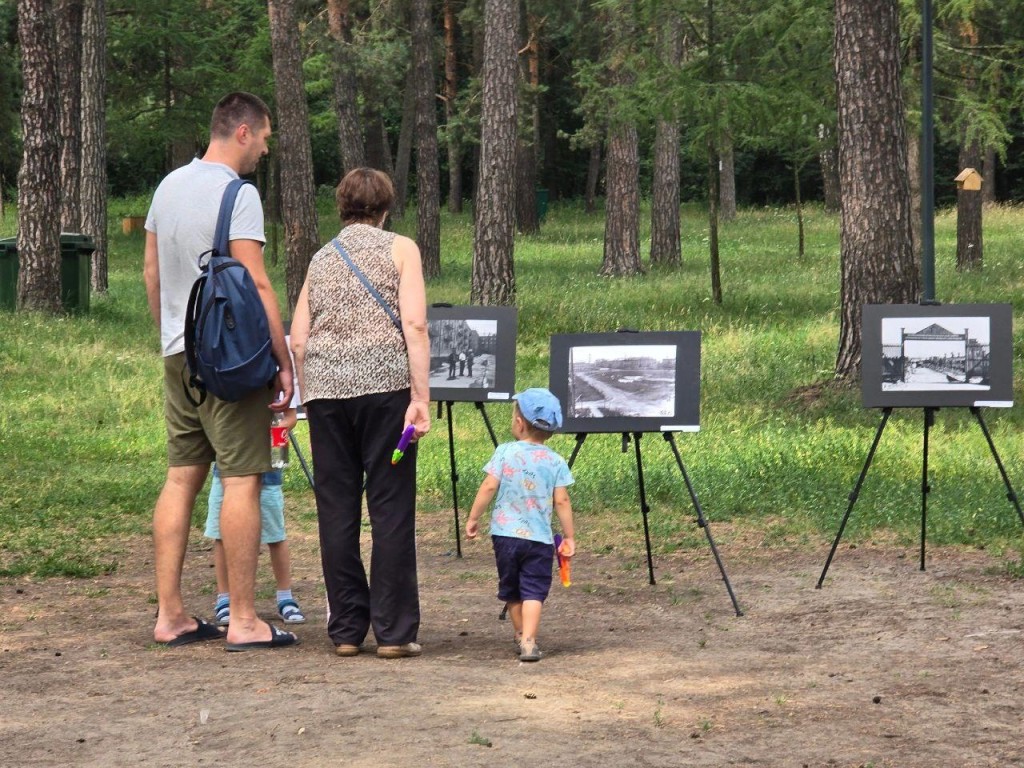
[{"x1": 163, "y1": 353, "x2": 274, "y2": 476}]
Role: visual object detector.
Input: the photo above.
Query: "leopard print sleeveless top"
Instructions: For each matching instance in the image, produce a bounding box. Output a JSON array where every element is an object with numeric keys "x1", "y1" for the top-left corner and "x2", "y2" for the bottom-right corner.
[{"x1": 301, "y1": 223, "x2": 410, "y2": 402}]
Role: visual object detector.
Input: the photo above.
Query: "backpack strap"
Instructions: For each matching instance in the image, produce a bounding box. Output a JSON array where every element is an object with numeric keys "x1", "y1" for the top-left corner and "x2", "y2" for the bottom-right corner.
[
  {"x1": 182, "y1": 177, "x2": 256, "y2": 407},
  {"x1": 331, "y1": 237, "x2": 403, "y2": 332},
  {"x1": 183, "y1": 272, "x2": 208, "y2": 406},
  {"x1": 213, "y1": 178, "x2": 254, "y2": 257}
]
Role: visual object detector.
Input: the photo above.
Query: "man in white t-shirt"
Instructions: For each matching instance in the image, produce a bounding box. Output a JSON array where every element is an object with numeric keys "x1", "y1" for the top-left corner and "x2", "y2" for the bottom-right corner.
[{"x1": 143, "y1": 92, "x2": 297, "y2": 651}]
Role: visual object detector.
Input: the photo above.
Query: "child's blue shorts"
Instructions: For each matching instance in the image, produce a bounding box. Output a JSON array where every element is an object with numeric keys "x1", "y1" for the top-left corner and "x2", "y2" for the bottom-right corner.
[{"x1": 492, "y1": 535, "x2": 554, "y2": 603}]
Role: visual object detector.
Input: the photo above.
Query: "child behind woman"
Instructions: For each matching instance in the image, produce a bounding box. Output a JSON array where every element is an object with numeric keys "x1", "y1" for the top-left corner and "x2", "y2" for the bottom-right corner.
[{"x1": 205, "y1": 407, "x2": 305, "y2": 626}]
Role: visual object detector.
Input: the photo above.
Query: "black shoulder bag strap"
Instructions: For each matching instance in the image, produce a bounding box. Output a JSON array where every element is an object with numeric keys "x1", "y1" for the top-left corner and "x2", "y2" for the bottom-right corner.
[
  {"x1": 330, "y1": 236, "x2": 403, "y2": 332},
  {"x1": 182, "y1": 178, "x2": 255, "y2": 406}
]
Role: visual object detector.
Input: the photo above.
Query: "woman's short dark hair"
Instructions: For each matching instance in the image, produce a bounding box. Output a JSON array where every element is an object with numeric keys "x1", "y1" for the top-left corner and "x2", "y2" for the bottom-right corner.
[{"x1": 336, "y1": 168, "x2": 395, "y2": 224}]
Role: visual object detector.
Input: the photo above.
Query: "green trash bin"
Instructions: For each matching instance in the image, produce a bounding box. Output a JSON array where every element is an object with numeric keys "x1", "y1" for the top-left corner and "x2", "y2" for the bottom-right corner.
[
  {"x1": 0, "y1": 237, "x2": 16, "y2": 311},
  {"x1": 0, "y1": 233, "x2": 94, "y2": 313},
  {"x1": 535, "y1": 188, "x2": 549, "y2": 222},
  {"x1": 60, "y1": 233, "x2": 95, "y2": 314}
]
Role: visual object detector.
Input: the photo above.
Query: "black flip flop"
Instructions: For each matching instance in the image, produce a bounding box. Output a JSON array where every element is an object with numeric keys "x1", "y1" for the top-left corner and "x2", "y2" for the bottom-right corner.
[
  {"x1": 163, "y1": 617, "x2": 225, "y2": 648},
  {"x1": 225, "y1": 622, "x2": 299, "y2": 652}
]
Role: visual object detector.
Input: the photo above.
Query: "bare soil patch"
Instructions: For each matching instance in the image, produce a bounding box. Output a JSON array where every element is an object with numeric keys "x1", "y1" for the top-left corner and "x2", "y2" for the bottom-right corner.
[{"x1": 2, "y1": 510, "x2": 1023, "y2": 767}]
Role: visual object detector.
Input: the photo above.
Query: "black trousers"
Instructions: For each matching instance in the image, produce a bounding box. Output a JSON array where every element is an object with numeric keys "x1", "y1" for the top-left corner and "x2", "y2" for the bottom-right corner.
[{"x1": 306, "y1": 389, "x2": 420, "y2": 646}]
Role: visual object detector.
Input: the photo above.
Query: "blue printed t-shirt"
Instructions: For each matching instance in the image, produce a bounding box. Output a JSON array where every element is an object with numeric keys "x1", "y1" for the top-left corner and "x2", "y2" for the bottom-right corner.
[{"x1": 483, "y1": 441, "x2": 574, "y2": 545}]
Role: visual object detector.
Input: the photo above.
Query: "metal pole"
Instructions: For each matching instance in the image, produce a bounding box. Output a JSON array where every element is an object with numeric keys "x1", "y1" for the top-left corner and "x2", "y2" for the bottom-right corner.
[{"x1": 921, "y1": 0, "x2": 937, "y2": 304}]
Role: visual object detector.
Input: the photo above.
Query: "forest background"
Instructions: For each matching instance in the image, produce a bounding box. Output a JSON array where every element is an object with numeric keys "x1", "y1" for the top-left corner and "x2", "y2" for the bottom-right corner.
[{"x1": 4, "y1": 0, "x2": 1024, "y2": 575}]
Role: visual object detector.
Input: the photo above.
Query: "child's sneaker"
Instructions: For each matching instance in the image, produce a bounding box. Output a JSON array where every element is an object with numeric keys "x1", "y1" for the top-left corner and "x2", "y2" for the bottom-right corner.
[
  {"x1": 278, "y1": 599, "x2": 306, "y2": 624},
  {"x1": 214, "y1": 599, "x2": 230, "y2": 627},
  {"x1": 518, "y1": 639, "x2": 542, "y2": 662}
]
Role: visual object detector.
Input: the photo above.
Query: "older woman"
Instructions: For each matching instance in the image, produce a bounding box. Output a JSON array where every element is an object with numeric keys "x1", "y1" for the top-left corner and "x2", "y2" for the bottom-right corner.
[{"x1": 290, "y1": 168, "x2": 430, "y2": 659}]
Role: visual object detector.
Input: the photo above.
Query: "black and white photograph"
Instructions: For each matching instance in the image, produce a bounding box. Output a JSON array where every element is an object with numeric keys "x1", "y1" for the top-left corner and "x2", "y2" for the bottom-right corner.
[
  {"x1": 880, "y1": 316, "x2": 990, "y2": 392},
  {"x1": 549, "y1": 331, "x2": 701, "y2": 434},
  {"x1": 427, "y1": 305, "x2": 517, "y2": 403},
  {"x1": 567, "y1": 344, "x2": 677, "y2": 418},
  {"x1": 861, "y1": 304, "x2": 1014, "y2": 409}
]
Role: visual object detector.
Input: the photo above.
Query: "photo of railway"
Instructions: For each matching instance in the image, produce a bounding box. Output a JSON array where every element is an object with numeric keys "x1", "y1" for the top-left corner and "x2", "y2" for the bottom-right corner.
[
  {"x1": 567, "y1": 345, "x2": 676, "y2": 418},
  {"x1": 880, "y1": 316, "x2": 991, "y2": 392}
]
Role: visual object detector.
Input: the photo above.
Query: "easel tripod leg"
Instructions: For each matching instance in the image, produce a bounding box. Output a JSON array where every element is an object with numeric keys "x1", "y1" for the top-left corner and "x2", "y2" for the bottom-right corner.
[
  {"x1": 631, "y1": 433, "x2": 656, "y2": 586},
  {"x1": 971, "y1": 407, "x2": 1024, "y2": 527},
  {"x1": 817, "y1": 407, "x2": 892, "y2": 588},
  {"x1": 663, "y1": 433, "x2": 743, "y2": 617},
  {"x1": 445, "y1": 400, "x2": 462, "y2": 558},
  {"x1": 474, "y1": 401, "x2": 499, "y2": 448},
  {"x1": 288, "y1": 429, "x2": 315, "y2": 490},
  {"x1": 920, "y1": 408, "x2": 936, "y2": 571}
]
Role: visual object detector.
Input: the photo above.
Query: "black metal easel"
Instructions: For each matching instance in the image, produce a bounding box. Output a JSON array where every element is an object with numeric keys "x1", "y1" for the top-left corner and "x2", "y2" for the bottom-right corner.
[
  {"x1": 288, "y1": 428, "x2": 315, "y2": 490},
  {"x1": 439, "y1": 399, "x2": 500, "y2": 557},
  {"x1": 817, "y1": 405, "x2": 1024, "y2": 588},
  {"x1": 568, "y1": 431, "x2": 743, "y2": 617}
]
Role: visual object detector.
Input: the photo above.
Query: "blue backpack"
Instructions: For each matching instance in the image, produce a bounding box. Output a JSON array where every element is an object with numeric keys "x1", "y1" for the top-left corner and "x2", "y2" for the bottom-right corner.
[{"x1": 183, "y1": 178, "x2": 277, "y2": 404}]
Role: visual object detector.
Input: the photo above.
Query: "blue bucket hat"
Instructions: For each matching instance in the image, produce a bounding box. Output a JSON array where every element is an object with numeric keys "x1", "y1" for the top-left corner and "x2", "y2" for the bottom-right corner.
[{"x1": 513, "y1": 387, "x2": 563, "y2": 431}]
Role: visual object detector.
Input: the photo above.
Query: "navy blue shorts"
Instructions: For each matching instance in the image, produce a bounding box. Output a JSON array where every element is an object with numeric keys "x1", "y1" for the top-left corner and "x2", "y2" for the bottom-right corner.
[{"x1": 492, "y1": 535, "x2": 554, "y2": 603}]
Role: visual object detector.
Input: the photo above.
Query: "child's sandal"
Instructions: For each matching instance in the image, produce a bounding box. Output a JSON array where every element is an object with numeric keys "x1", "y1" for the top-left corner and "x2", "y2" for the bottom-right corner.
[
  {"x1": 214, "y1": 601, "x2": 230, "y2": 627},
  {"x1": 278, "y1": 599, "x2": 306, "y2": 624}
]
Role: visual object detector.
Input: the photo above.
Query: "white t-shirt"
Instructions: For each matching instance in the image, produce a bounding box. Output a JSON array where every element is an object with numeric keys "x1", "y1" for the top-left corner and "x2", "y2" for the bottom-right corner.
[{"x1": 145, "y1": 159, "x2": 266, "y2": 356}]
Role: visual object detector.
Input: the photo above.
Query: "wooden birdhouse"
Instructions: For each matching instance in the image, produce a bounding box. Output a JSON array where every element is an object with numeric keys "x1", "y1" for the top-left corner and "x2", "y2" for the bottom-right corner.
[{"x1": 955, "y1": 167, "x2": 983, "y2": 191}]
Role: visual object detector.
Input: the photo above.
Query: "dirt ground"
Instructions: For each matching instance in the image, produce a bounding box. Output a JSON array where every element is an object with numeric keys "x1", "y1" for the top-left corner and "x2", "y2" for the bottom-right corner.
[{"x1": 2, "y1": 509, "x2": 1023, "y2": 768}]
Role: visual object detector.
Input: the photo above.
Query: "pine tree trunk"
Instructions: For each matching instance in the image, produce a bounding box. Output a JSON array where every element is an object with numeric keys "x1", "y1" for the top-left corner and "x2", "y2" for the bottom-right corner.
[
  {"x1": 468, "y1": 12, "x2": 486, "y2": 213},
  {"x1": 515, "y1": 12, "x2": 541, "y2": 234},
  {"x1": 364, "y1": 107, "x2": 394, "y2": 176},
  {"x1": 392, "y1": 64, "x2": 416, "y2": 218},
  {"x1": 956, "y1": 139, "x2": 983, "y2": 271},
  {"x1": 718, "y1": 131, "x2": 736, "y2": 221},
  {"x1": 411, "y1": 0, "x2": 441, "y2": 278},
  {"x1": 834, "y1": 0, "x2": 918, "y2": 380},
  {"x1": 443, "y1": 0, "x2": 463, "y2": 213},
  {"x1": 906, "y1": 130, "x2": 922, "y2": 271},
  {"x1": 585, "y1": 142, "x2": 601, "y2": 213},
  {"x1": 17, "y1": 0, "x2": 63, "y2": 312},
  {"x1": 471, "y1": 0, "x2": 518, "y2": 305},
  {"x1": 601, "y1": 4, "x2": 641, "y2": 278},
  {"x1": 56, "y1": 0, "x2": 83, "y2": 233},
  {"x1": 818, "y1": 124, "x2": 841, "y2": 212},
  {"x1": 515, "y1": 141, "x2": 539, "y2": 234},
  {"x1": 794, "y1": 164, "x2": 804, "y2": 260},
  {"x1": 268, "y1": 0, "x2": 320, "y2": 312},
  {"x1": 982, "y1": 146, "x2": 996, "y2": 205},
  {"x1": 81, "y1": 0, "x2": 108, "y2": 294},
  {"x1": 650, "y1": 13, "x2": 682, "y2": 267},
  {"x1": 650, "y1": 119, "x2": 681, "y2": 266},
  {"x1": 327, "y1": 0, "x2": 365, "y2": 177},
  {"x1": 707, "y1": 141, "x2": 722, "y2": 303},
  {"x1": 602, "y1": 122, "x2": 641, "y2": 276}
]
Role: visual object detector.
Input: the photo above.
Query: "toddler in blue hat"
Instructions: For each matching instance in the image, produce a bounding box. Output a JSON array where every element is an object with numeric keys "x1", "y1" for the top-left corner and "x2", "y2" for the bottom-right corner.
[{"x1": 465, "y1": 387, "x2": 576, "y2": 662}]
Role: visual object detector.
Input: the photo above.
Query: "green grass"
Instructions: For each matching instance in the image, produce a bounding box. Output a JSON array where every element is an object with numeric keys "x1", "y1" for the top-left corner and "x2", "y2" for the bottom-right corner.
[{"x1": 3, "y1": 198, "x2": 1024, "y2": 577}]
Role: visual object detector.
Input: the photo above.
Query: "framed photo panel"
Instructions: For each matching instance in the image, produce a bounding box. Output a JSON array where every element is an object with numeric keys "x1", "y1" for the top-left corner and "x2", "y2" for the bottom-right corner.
[
  {"x1": 861, "y1": 303, "x2": 1013, "y2": 409},
  {"x1": 549, "y1": 331, "x2": 701, "y2": 434},
  {"x1": 427, "y1": 305, "x2": 517, "y2": 403}
]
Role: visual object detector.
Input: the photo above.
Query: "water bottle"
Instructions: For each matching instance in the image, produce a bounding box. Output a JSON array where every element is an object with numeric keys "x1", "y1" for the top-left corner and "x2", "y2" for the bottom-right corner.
[{"x1": 270, "y1": 411, "x2": 289, "y2": 469}]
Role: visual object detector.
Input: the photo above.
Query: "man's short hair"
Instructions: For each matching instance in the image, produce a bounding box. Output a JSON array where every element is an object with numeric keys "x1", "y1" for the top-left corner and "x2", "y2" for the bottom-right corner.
[{"x1": 210, "y1": 92, "x2": 272, "y2": 139}]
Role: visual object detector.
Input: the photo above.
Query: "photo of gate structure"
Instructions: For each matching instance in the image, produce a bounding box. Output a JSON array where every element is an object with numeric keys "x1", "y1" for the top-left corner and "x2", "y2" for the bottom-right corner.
[
  {"x1": 569, "y1": 345, "x2": 676, "y2": 418},
  {"x1": 426, "y1": 305, "x2": 517, "y2": 403},
  {"x1": 881, "y1": 316, "x2": 990, "y2": 391},
  {"x1": 861, "y1": 304, "x2": 1013, "y2": 410}
]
